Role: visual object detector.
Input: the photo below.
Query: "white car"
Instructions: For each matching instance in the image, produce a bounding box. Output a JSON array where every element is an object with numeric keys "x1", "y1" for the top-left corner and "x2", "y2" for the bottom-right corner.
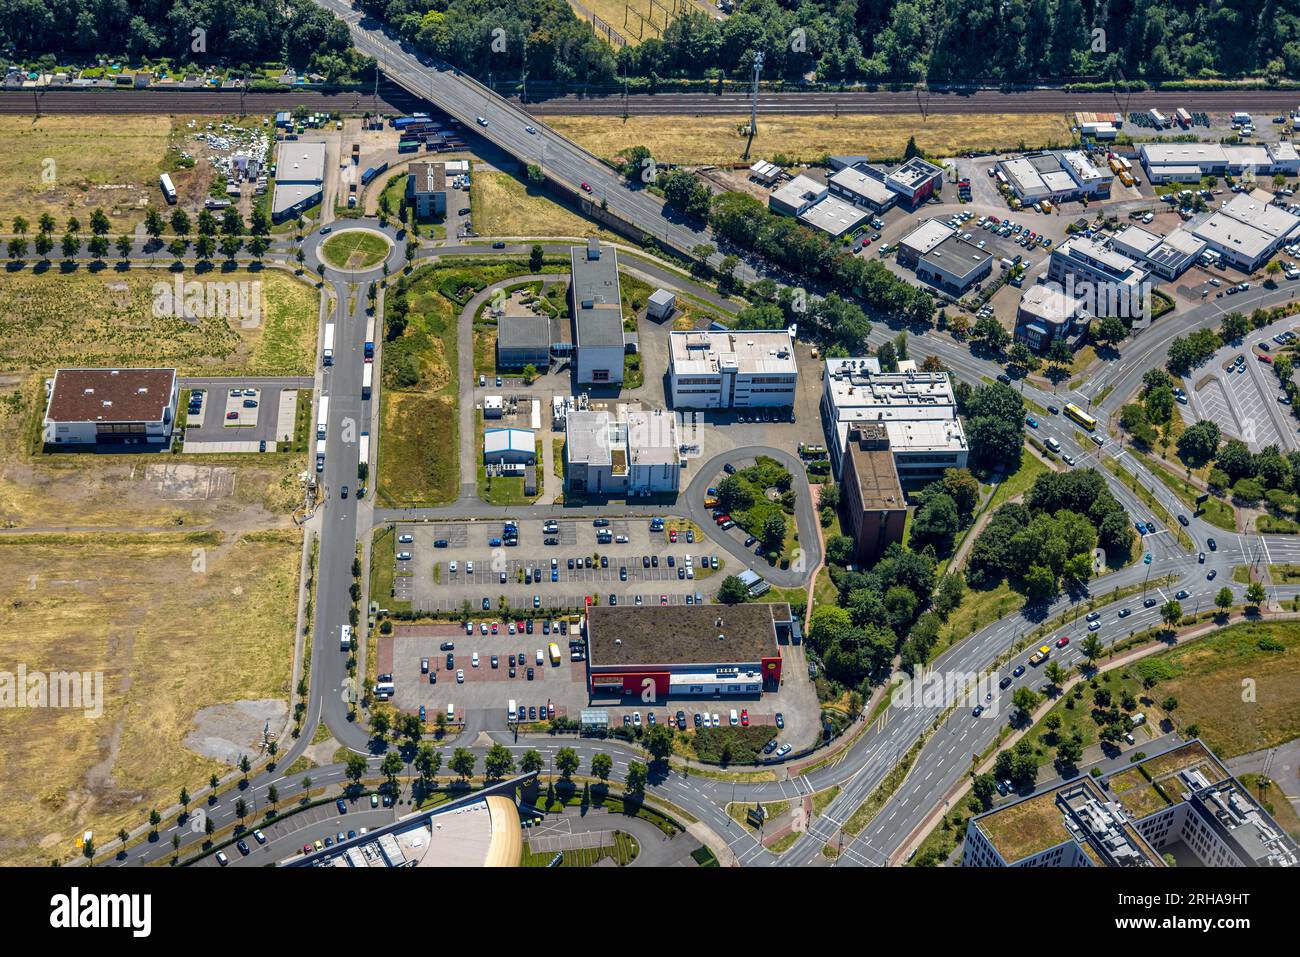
[
  {"x1": 456, "y1": 669, "x2": 464, "y2": 683},
  {"x1": 465, "y1": 621, "x2": 473, "y2": 634},
  {"x1": 712, "y1": 713, "x2": 721, "y2": 727},
  {"x1": 536, "y1": 649, "x2": 544, "y2": 665},
  {"x1": 632, "y1": 711, "x2": 642, "y2": 726},
  {"x1": 508, "y1": 622, "x2": 516, "y2": 635},
  {"x1": 475, "y1": 115, "x2": 488, "y2": 126},
  {"x1": 465, "y1": 560, "x2": 474, "y2": 574},
  {"x1": 398, "y1": 534, "x2": 413, "y2": 544},
  {"x1": 524, "y1": 125, "x2": 537, "y2": 135},
  {"x1": 449, "y1": 560, "x2": 458, "y2": 573},
  {"x1": 396, "y1": 551, "x2": 411, "y2": 561},
  {"x1": 471, "y1": 652, "x2": 480, "y2": 667}
]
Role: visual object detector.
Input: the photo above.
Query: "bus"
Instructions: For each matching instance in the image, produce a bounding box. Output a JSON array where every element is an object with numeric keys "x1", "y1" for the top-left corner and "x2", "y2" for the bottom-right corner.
[
  {"x1": 547, "y1": 642, "x2": 561, "y2": 666},
  {"x1": 159, "y1": 173, "x2": 177, "y2": 205},
  {"x1": 1064, "y1": 402, "x2": 1097, "y2": 430}
]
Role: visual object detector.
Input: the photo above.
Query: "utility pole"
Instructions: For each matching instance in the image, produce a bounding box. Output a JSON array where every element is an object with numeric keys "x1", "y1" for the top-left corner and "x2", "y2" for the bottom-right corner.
[{"x1": 742, "y1": 50, "x2": 764, "y2": 162}]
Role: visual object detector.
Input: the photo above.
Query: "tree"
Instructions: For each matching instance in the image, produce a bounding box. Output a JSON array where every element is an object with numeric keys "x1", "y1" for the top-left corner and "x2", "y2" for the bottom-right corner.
[
  {"x1": 197, "y1": 208, "x2": 217, "y2": 235},
  {"x1": 34, "y1": 232, "x2": 53, "y2": 260},
  {"x1": 345, "y1": 752, "x2": 368, "y2": 785},
  {"x1": 910, "y1": 491, "x2": 959, "y2": 552},
  {"x1": 643, "y1": 725, "x2": 674, "y2": 762},
  {"x1": 1246, "y1": 581, "x2": 1267, "y2": 606},
  {"x1": 1161, "y1": 600, "x2": 1183, "y2": 630},
  {"x1": 972, "y1": 773, "x2": 997, "y2": 810},
  {"x1": 167, "y1": 237, "x2": 188, "y2": 261},
  {"x1": 61, "y1": 232, "x2": 80, "y2": 259},
  {"x1": 194, "y1": 234, "x2": 216, "y2": 262},
  {"x1": 1216, "y1": 586, "x2": 1234, "y2": 615},
  {"x1": 1012, "y1": 686, "x2": 1040, "y2": 717},
  {"x1": 529, "y1": 243, "x2": 543, "y2": 271},
  {"x1": 220, "y1": 235, "x2": 243, "y2": 261},
  {"x1": 484, "y1": 743, "x2": 515, "y2": 780},
  {"x1": 450, "y1": 748, "x2": 476, "y2": 780},
  {"x1": 555, "y1": 747, "x2": 581, "y2": 778},
  {"x1": 380, "y1": 751, "x2": 404, "y2": 787},
  {"x1": 826, "y1": 535, "x2": 855, "y2": 566},
  {"x1": 6, "y1": 236, "x2": 26, "y2": 259},
  {"x1": 760, "y1": 513, "x2": 787, "y2": 551},
  {"x1": 590, "y1": 752, "x2": 613, "y2": 782},
  {"x1": 1162, "y1": 695, "x2": 1179, "y2": 714},
  {"x1": 904, "y1": 135, "x2": 923, "y2": 159},
  {"x1": 1044, "y1": 661, "x2": 1067, "y2": 691},
  {"x1": 519, "y1": 749, "x2": 544, "y2": 774},
  {"x1": 169, "y1": 209, "x2": 190, "y2": 237},
  {"x1": 624, "y1": 761, "x2": 648, "y2": 795},
  {"x1": 1177, "y1": 420, "x2": 1221, "y2": 466},
  {"x1": 144, "y1": 207, "x2": 164, "y2": 240},
  {"x1": 1080, "y1": 633, "x2": 1104, "y2": 668},
  {"x1": 115, "y1": 234, "x2": 133, "y2": 261},
  {"x1": 1094, "y1": 314, "x2": 1127, "y2": 345},
  {"x1": 717, "y1": 575, "x2": 749, "y2": 604},
  {"x1": 221, "y1": 207, "x2": 244, "y2": 235}
]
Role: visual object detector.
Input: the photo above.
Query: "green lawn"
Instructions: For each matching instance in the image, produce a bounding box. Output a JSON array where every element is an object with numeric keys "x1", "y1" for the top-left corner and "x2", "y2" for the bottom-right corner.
[
  {"x1": 521, "y1": 829, "x2": 639, "y2": 866},
  {"x1": 1133, "y1": 449, "x2": 1236, "y2": 532},
  {"x1": 935, "y1": 581, "x2": 1026, "y2": 661},
  {"x1": 321, "y1": 230, "x2": 390, "y2": 270}
]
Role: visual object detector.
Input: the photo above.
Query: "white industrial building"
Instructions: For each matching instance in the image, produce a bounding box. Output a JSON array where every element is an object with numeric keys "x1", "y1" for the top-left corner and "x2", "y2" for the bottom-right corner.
[
  {"x1": 483, "y1": 428, "x2": 535, "y2": 466},
  {"x1": 569, "y1": 240, "x2": 625, "y2": 386},
  {"x1": 1190, "y1": 192, "x2": 1300, "y2": 272},
  {"x1": 1046, "y1": 235, "x2": 1151, "y2": 316},
  {"x1": 565, "y1": 407, "x2": 680, "y2": 495},
  {"x1": 668, "y1": 330, "x2": 798, "y2": 410},
  {"x1": 271, "y1": 141, "x2": 326, "y2": 223},
  {"x1": 43, "y1": 367, "x2": 178, "y2": 447},
  {"x1": 997, "y1": 150, "x2": 1114, "y2": 203},
  {"x1": 1109, "y1": 224, "x2": 1206, "y2": 280},
  {"x1": 768, "y1": 172, "x2": 869, "y2": 238},
  {"x1": 1138, "y1": 141, "x2": 1300, "y2": 183},
  {"x1": 647, "y1": 288, "x2": 676, "y2": 322},
  {"x1": 820, "y1": 358, "x2": 968, "y2": 482}
]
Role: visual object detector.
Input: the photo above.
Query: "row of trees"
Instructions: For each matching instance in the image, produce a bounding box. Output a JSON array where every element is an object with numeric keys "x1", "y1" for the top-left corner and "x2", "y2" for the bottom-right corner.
[
  {"x1": 361, "y1": 0, "x2": 1300, "y2": 90},
  {"x1": 1, "y1": 0, "x2": 365, "y2": 81}
]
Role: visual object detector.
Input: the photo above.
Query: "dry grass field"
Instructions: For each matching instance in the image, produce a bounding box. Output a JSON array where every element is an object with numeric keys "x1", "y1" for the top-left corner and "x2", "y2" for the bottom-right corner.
[
  {"x1": 566, "y1": 0, "x2": 688, "y2": 45},
  {"x1": 471, "y1": 170, "x2": 618, "y2": 240},
  {"x1": 0, "y1": 115, "x2": 172, "y2": 229},
  {"x1": 546, "y1": 113, "x2": 1074, "y2": 166},
  {"x1": 0, "y1": 529, "x2": 300, "y2": 866},
  {"x1": 0, "y1": 267, "x2": 319, "y2": 376}
]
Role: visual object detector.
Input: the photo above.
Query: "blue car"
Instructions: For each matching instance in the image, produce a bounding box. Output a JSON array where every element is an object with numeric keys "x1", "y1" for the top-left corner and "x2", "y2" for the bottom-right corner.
[
  {"x1": 419, "y1": 705, "x2": 426, "y2": 722},
  {"x1": 1143, "y1": 553, "x2": 1152, "y2": 564},
  {"x1": 489, "y1": 537, "x2": 502, "y2": 547},
  {"x1": 1136, "y1": 521, "x2": 1146, "y2": 535},
  {"x1": 482, "y1": 598, "x2": 490, "y2": 611},
  {"x1": 1025, "y1": 415, "x2": 1038, "y2": 428}
]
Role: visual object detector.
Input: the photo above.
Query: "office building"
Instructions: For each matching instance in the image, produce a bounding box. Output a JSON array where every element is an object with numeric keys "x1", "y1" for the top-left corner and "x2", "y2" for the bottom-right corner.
[
  {"x1": 1046, "y1": 235, "x2": 1150, "y2": 316},
  {"x1": 564, "y1": 407, "x2": 680, "y2": 496},
  {"x1": 1109, "y1": 224, "x2": 1206, "y2": 280},
  {"x1": 569, "y1": 240, "x2": 625, "y2": 386},
  {"x1": 1190, "y1": 192, "x2": 1300, "y2": 272},
  {"x1": 839, "y1": 424, "x2": 907, "y2": 565},
  {"x1": 1014, "y1": 284, "x2": 1092, "y2": 352},
  {"x1": 43, "y1": 368, "x2": 178, "y2": 447},
  {"x1": 668, "y1": 330, "x2": 798, "y2": 409},
  {"x1": 405, "y1": 162, "x2": 447, "y2": 217}
]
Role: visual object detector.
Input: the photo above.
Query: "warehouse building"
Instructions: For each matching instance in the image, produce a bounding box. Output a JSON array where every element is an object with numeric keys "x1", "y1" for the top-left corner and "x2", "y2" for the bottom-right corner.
[
  {"x1": 1138, "y1": 141, "x2": 1300, "y2": 183},
  {"x1": 570, "y1": 240, "x2": 625, "y2": 386},
  {"x1": 668, "y1": 330, "x2": 798, "y2": 409},
  {"x1": 963, "y1": 740, "x2": 1298, "y2": 868},
  {"x1": 1109, "y1": 224, "x2": 1206, "y2": 280},
  {"x1": 821, "y1": 358, "x2": 967, "y2": 482},
  {"x1": 564, "y1": 407, "x2": 680, "y2": 496},
  {"x1": 271, "y1": 142, "x2": 326, "y2": 223},
  {"x1": 897, "y1": 219, "x2": 955, "y2": 268},
  {"x1": 828, "y1": 163, "x2": 898, "y2": 212},
  {"x1": 584, "y1": 603, "x2": 794, "y2": 699},
  {"x1": 768, "y1": 174, "x2": 827, "y2": 216},
  {"x1": 914, "y1": 234, "x2": 993, "y2": 296},
  {"x1": 768, "y1": 172, "x2": 869, "y2": 238},
  {"x1": 884, "y1": 156, "x2": 945, "y2": 206},
  {"x1": 405, "y1": 161, "x2": 447, "y2": 217},
  {"x1": 483, "y1": 428, "x2": 535, "y2": 466},
  {"x1": 839, "y1": 423, "x2": 907, "y2": 565},
  {"x1": 1014, "y1": 284, "x2": 1092, "y2": 352},
  {"x1": 1190, "y1": 192, "x2": 1300, "y2": 272},
  {"x1": 496, "y1": 315, "x2": 552, "y2": 369},
  {"x1": 43, "y1": 368, "x2": 178, "y2": 447},
  {"x1": 997, "y1": 150, "x2": 1113, "y2": 204}
]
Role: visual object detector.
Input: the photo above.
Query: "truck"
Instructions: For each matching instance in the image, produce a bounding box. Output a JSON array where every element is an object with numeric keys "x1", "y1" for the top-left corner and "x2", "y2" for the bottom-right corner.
[
  {"x1": 323, "y1": 322, "x2": 335, "y2": 366},
  {"x1": 547, "y1": 642, "x2": 561, "y2": 666},
  {"x1": 1148, "y1": 109, "x2": 1166, "y2": 128},
  {"x1": 364, "y1": 317, "x2": 375, "y2": 361},
  {"x1": 351, "y1": 142, "x2": 360, "y2": 164},
  {"x1": 358, "y1": 431, "x2": 370, "y2": 477},
  {"x1": 1028, "y1": 644, "x2": 1051, "y2": 666},
  {"x1": 361, "y1": 363, "x2": 372, "y2": 400},
  {"x1": 315, "y1": 438, "x2": 326, "y2": 472},
  {"x1": 316, "y1": 396, "x2": 329, "y2": 440},
  {"x1": 159, "y1": 173, "x2": 177, "y2": 205},
  {"x1": 340, "y1": 624, "x2": 352, "y2": 652},
  {"x1": 359, "y1": 161, "x2": 389, "y2": 186},
  {"x1": 1175, "y1": 107, "x2": 1192, "y2": 129}
]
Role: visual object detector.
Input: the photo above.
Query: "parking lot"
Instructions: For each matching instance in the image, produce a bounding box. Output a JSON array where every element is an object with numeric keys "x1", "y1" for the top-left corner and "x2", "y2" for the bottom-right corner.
[
  {"x1": 394, "y1": 518, "x2": 724, "y2": 613},
  {"x1": 183, "y1": 381, "x2": 302, "y2": 452},
  {"x1": 380, "y1": 622, "x2": 589, "y2": 726},
  {"x1": 1187, "y1": 320, "x2": 1300, "y2": 452}
]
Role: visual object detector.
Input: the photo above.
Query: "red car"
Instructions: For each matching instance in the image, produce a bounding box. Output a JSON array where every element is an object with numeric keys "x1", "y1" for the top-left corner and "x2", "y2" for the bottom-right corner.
[
  {"x1": 715, "y1": 514, "x2": 731, "y2": 525},
  {"x1": 302, "y1": 844, "x2": 312, "y2": 855},
  {"x1": 669, "y1": 529, "x2": 678, "y2": 543},
  {"x1": 1056, "y1": 635, "x2": 1070, "y2": 648},
  {"x1": 580, "y1": 182, "x2": 592, "y2": 192},
  {"x1": 226, "y1": 411, "x2": 239, "y2": 420},
  {"x1": 1259, "y1": 353, "x2": 1274, "y2": 364},
  {"x1": 660, "y1": 594, "x2": 668, "y2": 605},
  {"x1": 490, "y1": 622, "x2": 498, "y2": 634},
  {"x1": 741, "y1": 709, "x2": 749, "y2": 727}
]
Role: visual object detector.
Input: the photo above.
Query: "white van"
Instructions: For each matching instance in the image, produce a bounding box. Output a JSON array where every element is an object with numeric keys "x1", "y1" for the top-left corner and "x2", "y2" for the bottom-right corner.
[
  {"x1": 1045, "y1": 437, "x2": 1061, "y2": 453},
  {"x1": 447, "y1": 702, "x2": 455, "y2": 721},
  {"x1": 729, "y1": 709, "x2": 739, "y2": 726},
  {"x1": 340, "y1": 624, "x2": 352, "y2": 651},
  {"x1": 508, "y1": 699, "x2": 517, "y2": 722}
]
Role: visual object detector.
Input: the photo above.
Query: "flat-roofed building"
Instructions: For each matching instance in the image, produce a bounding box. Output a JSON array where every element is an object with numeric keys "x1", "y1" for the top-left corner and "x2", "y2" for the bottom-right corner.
[
  {"x1": 483, "y1": 427, "x2": 535, "y2": 466},
  {"x1": 1110, "y1": 224, "x2": 1206, "y2": 279},
  {"x1": 964, "y1": 739, "x2": 1298, "y2": 868},
  {"x1": 821, "y1": 358, "x2": 968, "y2": 481},
  {"x1": 1047, "y1": 235, "x2": 1150, "y2": 316},
  {"x1": 885, "y1": 156, "x2": 944, "y2": 206},
  {"x1": 565, "y1": 407, "x2": 680, "y2": 496},
  {"x1": 1139, "y1": 141, "x2": 1300, "y2": 183},
  {"x1": 271, "y1": 142, "x2": 326, "y2": 222},
  {"x1": 998, "y1": 150, "x2": 1113, "y2": 203},
  {"x1": 1014, "y1": 284, "x2": 1091, "y2": 352},
  {"x1": 496, "y1": 315, "x2": 552, "y2": 369},
  {"x1": 828, "y1": 164, "x2": 898, "y2": 212},
  {"x1": 668, "y1": 330, "x2": 798, "y2": 409},
  {"x1": 569, "y1": 240, "x2": 625, "y2": 386},
  {"x1": 585, "y1": 603, "x2": 794, "y2": 699},
  {"x1": 43, "y1": 367, "x2": 178, "y2": 447},
  {"x1": 897, "y1": 219, "x2": 955, "y2": 268},
  {"x1": 405, "y1": 161, "x2": 446, "y2": 217},
  {"x1": 839, "y1": 424, "x2": 907, "y2": 565},
  {"x1": 797, "y1": 194, "x2": 871, "y2": 238},
  {"x1": 768, "y1": 174, "x2": 827, "y2": 216},
  {"x1": 915, "y1": 234, "x2": 993, "y2": 295},
  {"x1": 1191, "y1": 193, "x2": 1300, "y2": 271}
]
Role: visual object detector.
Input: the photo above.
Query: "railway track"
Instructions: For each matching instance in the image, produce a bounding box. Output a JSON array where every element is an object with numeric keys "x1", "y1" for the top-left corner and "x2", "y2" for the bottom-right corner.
[{"x1": 3, "y1": 85, "x2": 1299, "y2": 117}]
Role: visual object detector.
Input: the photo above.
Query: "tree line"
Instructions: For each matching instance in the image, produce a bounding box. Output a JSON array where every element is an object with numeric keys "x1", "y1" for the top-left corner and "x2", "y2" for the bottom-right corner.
[
  {"x1": 0, "y1": 0, "x2": 364, "y2": 81},
  {"x1": 358, "y1": 0, "x2": 1300, "y2": 90}
]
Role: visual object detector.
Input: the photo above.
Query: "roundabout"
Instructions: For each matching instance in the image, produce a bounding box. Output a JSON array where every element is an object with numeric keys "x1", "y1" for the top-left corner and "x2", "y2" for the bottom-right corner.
[{"x1": 318, "y1": 227, "x2": 393, "y2": 271}]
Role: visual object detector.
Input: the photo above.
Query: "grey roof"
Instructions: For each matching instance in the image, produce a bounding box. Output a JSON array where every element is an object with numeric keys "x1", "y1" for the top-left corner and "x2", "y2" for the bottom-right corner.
[
  {"x1": 497, "y1": 315, "x2": 551, "y2": 351},
  {"x1": 569, "y1": 245, "x2": 624, "y2": 348}
]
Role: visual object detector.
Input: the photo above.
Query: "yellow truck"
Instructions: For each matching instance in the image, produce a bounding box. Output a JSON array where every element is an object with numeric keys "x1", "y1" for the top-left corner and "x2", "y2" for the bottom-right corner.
[{"x1": 1029, "y1": 644, "x2": 1052, "y2": 666}]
